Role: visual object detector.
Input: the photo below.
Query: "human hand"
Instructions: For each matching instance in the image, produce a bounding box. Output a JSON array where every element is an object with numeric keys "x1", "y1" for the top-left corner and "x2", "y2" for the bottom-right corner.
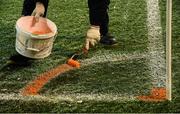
[
  {"x1": 31, "y1": 2, "x2": 45, "y2": 22},
  {"x1": 85, "y1": 26, "x2": 100, "y2": 50}
]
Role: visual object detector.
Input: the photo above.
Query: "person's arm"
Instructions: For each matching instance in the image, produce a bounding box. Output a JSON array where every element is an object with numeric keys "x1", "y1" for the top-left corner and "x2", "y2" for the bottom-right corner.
[
  {"x1": 35, "y1": 0, "x2": 49, "y2": 17},
  {"x1": 31, "y1": 2, "x2": 45, "y2": 22},
  {"x1": 22, "y1": 0, "x2": 48, "y2": 17},
  {"x1": 32, "y1": 0, "x2": 49, "y2": 21}
]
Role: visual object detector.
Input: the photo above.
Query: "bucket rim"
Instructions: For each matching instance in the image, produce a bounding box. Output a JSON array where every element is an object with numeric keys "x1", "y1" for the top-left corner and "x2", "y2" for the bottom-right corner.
[{"x1": 15, "y1": 17, "x2": 57, "y2": 39}]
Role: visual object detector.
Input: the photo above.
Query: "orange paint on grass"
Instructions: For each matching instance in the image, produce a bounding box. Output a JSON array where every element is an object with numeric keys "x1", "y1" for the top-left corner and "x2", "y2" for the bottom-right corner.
[
  {"x1": 21, "y1": 64, "x2": 75, "y2": 96},
  {"x1": 67, "y1": 59, "x2": 80, "y2": 68},
  {"x1": 137, "y1": 87, "x2": 167, "y2": 102}
]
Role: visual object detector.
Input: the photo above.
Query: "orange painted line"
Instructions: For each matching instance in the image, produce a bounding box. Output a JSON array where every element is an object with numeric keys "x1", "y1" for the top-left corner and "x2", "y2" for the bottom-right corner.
[
  {"x1": 137, "y1": 87, "x2": 167, "y2": 102},
  {"x1": 67, "y1": 59, "x2": 80, "y2": 68},
  {"x1": 21, "y1": 64, "x2": 75, "y2": 96}
]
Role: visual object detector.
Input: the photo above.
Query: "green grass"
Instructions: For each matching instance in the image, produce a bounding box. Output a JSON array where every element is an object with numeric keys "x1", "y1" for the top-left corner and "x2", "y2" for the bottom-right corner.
[
  {"x1": 172, "y1": 0, "x2": 180, "y2": 109},
  {"x1": 41, "y1": 58, "x2": 151, "y2": 96},
  {"x1": 0, "y1": 0, "x2": 180, "y2": 113}
]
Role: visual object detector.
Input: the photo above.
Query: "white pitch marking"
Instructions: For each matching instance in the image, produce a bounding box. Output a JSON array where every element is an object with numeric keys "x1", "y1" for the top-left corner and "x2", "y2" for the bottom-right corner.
[
  {"x1": 80, "y1": 52, "x2": 148, "y2": 66},
  {"x1": 0, "y1": 93, "x2": 136, "y2": 102},
  {"x1": 146, "y1": 0, "x2": 166, "y2": 87}
]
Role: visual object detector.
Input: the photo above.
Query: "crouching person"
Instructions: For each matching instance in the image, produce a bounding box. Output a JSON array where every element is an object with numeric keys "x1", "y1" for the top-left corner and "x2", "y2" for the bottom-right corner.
[{"x1": 21, "y1": 0, "x2": 117, "y2": 51}]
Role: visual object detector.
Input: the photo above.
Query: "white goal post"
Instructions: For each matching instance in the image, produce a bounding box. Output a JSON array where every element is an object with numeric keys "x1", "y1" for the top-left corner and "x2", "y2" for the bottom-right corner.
[{"x1": 166, "y1": 0, "x2": 172, "y2": 101}]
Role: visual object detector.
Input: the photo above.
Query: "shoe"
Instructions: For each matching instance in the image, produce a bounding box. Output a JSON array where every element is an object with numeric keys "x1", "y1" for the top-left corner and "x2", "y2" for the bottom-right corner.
[{"x1": 100, "y1": 33, "x2": 118, "y2": 45}]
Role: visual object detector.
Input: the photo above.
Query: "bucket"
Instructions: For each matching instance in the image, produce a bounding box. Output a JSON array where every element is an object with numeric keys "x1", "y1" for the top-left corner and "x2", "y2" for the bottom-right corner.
[{"x1": 15, "y1": 16, "x2": 57, "y2": 59}]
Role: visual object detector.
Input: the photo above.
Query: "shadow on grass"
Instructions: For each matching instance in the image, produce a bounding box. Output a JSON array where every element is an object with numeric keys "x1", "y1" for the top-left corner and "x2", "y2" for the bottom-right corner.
[{"x1": 0, "y1": 54, "x2": 34, "y2": 71}]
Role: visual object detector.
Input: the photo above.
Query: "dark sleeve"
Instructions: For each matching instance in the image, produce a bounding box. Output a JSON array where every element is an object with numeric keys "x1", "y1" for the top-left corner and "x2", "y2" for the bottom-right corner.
[{"x1": 22, "y1": 0, "x2": 49, "y2": 17}]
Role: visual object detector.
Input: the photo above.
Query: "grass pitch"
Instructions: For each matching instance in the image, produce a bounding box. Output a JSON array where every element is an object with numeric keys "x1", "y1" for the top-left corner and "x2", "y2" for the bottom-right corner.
[{"x1": 0, "y1": 0, "x2": 180, "y2": 113}]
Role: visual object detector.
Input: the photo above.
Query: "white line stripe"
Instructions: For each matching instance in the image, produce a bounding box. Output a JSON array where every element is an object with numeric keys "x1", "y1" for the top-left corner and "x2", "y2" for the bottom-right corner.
[
  {"x1": 0, "y1": 93, "x2": 136, "y2": 102},
  {"x1": 80, "y1": 52, "x2": 147, "y2": 66},
  {"x1": 147, "y1": 0, "x2": 166, "y2": 87}
]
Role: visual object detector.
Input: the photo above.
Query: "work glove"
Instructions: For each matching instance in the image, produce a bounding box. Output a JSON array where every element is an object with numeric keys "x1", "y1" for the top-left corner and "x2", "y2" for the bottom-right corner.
[
  {"x1": 31, "y1": 2, "x2": 45, "y2": 22},
  {"x1": 85, "y1": 26, "x2": 100, "y2": 50}
]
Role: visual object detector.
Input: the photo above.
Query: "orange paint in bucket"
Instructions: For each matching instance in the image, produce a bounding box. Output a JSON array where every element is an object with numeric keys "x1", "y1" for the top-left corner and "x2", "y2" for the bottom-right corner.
[{"x1": 17, "y1": 16, "x2": 53, "y2": 35}]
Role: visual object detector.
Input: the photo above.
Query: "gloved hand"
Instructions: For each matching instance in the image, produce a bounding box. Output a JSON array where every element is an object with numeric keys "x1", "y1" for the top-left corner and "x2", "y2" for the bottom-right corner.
[
  {"x1": 85, "y1": 26, "x2": 100, "y2": 50},
  {"x1": 31, "y1": 2, "x2": 45, "y2": 22}
]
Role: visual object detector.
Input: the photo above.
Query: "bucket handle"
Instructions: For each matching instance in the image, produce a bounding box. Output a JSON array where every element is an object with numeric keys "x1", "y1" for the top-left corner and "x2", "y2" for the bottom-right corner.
[
  {"x1": 25, "y1": 32, "x2": 58, "y2": 52},
  {"x1": 26, "y1": 47, "x2": 40, "y2": 52},
  {"x1": 30, "y1": 34, "x2": 48, "y2": 38},
  {"x1": 25, "y1": 39, "x2": 40, "y2": 52}
]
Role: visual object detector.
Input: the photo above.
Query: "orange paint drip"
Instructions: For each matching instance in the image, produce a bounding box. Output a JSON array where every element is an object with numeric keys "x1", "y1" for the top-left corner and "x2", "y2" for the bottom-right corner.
[
  {"x1": 21, "y1": 64, "x2": 74, "y2": 96},
  {"x1": 137, "y1": 87, "x2": 167, "y2": 102}
]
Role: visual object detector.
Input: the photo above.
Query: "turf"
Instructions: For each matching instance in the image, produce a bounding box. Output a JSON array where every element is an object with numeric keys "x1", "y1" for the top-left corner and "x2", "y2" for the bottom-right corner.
[
  {"x1": 0, "y1": 0, "x2": 148, "y2": 94},
  {"x1": 41, "y1": 58, "x2": 151, "y2": 96},
  {"x1": 0, "y1": 0, "x2": 180, "y2": 113}
]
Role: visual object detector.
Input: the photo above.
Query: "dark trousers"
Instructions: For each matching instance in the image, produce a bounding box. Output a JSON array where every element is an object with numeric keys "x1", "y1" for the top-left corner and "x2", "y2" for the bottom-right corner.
[
  {"x1": 22, "y1": 0, "x2": 110, "y2": 35},
  {"x1": 88, "y1": 0, "x2": 110, "y2": 36}
]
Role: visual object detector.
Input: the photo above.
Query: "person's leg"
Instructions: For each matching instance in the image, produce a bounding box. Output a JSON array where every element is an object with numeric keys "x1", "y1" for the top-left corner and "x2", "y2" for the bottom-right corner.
[
  {"x1": 88, "y1": 0, "x2": 109, "y2": 36},
  {"x1": 88, "y1": 0, "x2": 117, "y2": 45},
  {"x1": 22, "y1": 0, "x2": 49, "y2": 17}
]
